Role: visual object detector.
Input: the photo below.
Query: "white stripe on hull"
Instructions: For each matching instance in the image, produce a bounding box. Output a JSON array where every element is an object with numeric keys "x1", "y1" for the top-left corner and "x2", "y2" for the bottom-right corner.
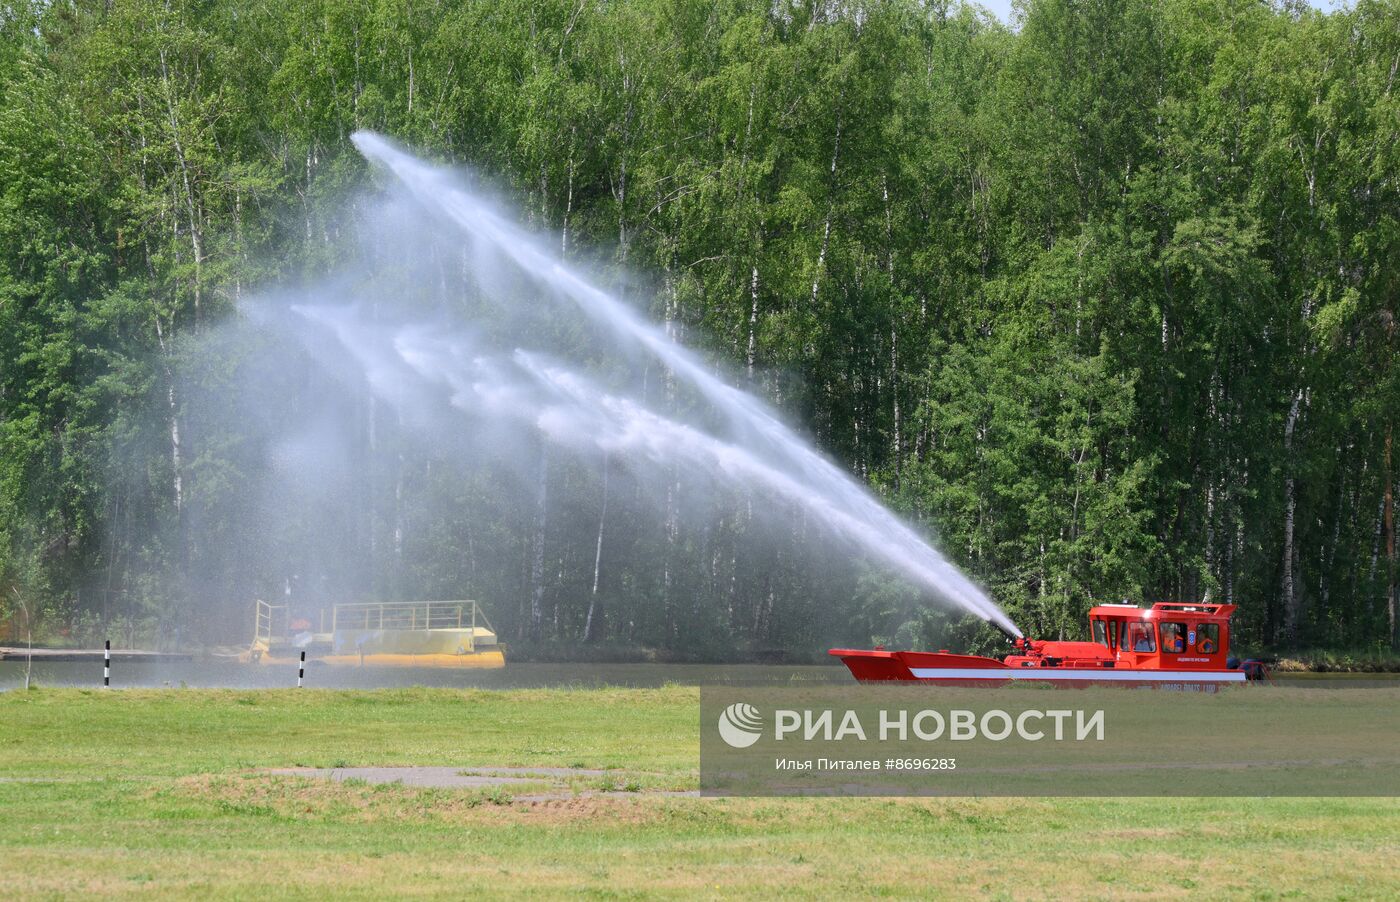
[{"x1": 907, "y1": 667, "x2": 1246, "y2": 682}]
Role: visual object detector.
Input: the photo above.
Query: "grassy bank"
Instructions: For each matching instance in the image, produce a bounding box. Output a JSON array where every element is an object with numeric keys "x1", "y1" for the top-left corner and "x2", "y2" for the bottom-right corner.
[
  {"x1": 1269, "y1": 648, "x2": 1400, "y2": 673},
  {"x1": 2, "y1": 687, "x2": 1397, "y2": 899}
]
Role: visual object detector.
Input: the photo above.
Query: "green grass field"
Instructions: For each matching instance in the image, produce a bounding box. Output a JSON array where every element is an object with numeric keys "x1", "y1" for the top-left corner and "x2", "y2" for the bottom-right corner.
[{"x1": 2, "y1": 686, "x2": 1397, "y2": 899}]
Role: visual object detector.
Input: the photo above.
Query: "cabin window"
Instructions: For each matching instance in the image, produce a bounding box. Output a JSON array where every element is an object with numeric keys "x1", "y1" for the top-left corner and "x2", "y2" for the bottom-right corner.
[
  {"x1": 1160, "y1": 622, "x2": 1186, "y2": 654},
  {"x1": 1091, "y1": 620, "x2": 1109, "y2": 648},
  {"x1": 1195, "y1": 623, "x2": 1219, "y2": 655},
  {"x1": 1119, "y1": 621, "x2": 1156, "y2": 653}
]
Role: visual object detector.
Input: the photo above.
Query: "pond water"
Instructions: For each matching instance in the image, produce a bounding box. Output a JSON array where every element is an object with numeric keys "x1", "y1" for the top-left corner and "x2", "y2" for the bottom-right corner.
[
  {"x1": 0, "y1": 659, "x2": 856, "y2": 691},
  {"x1": 1, "y1": 659, "x2": 1396, "y2": 691}
]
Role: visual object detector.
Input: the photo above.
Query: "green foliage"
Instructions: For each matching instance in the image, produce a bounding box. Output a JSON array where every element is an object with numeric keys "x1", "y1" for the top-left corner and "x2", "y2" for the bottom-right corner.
[{"x1": 0, "y1": 0, "x2": 1396, "y2": 654}]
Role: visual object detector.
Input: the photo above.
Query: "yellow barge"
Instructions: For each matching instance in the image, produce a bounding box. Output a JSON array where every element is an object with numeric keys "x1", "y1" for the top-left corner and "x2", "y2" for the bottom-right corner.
[{"x1": 244, "y1": 599, "x2": 505, "y2": 668}]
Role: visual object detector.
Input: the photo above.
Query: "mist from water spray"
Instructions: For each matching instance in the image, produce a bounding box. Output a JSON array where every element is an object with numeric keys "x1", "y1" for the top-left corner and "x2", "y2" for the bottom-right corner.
[{"x1": 295, "y1": 131, "x2": 1019, "y2": 638}]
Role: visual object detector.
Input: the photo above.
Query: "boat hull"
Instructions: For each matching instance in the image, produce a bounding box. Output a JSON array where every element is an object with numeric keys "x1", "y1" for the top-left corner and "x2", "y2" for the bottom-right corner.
[
  {"x1": 830, "y1": 648, "x2": 1245, "y2": 690},
  {"x1": 243, "y1": 649, "x2": 506, "y2": 669}
]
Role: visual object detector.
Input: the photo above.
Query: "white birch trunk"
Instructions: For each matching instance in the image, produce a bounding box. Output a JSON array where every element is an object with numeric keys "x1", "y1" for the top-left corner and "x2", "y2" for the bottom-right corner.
[
  {"x1": 530, "y1": 446, "x2": 548, "y2": 639},
  {"x1": 747, "y1": 266, "x2": 759, "y2": 379},
  {"x1": 585, "y1": 454, "x2": 609, "y2": 642},
  {"x1": 159, "y1": 49, "x2": 202, "y2": 326},
  {"x1": 810, "y1": 114, "x2": 841, "y2": 307},
  {"x1": 1281, "y1": 388, "x2": 1304, "y2": 642},
  {"x1": 562, "y1": 132, "x2": 575, "y2": 258},
  {"x1": 1386, "y1": 425, "x2": 1395, "y2": 647}
]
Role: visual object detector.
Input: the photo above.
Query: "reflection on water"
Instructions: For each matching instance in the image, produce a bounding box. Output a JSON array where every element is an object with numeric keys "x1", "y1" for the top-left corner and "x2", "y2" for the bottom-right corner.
[{"x1": 1, "y1": 659, "x2": 1396, "y2": 691}]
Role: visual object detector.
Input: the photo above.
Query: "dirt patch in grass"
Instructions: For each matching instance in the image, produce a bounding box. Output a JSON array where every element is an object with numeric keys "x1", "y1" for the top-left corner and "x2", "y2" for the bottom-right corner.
[
  {"x1": 514, "y1": 795, "x2": 669, "y2": 823},
  {"x1": 164, "y1": 773, "x2": 669, "y2": 826}
]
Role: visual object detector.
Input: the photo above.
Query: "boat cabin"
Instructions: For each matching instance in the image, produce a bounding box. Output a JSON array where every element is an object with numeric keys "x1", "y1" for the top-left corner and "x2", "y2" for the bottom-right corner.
[{"x1": 1086, "y1": 602, "x2": 1233, "y2": 670}]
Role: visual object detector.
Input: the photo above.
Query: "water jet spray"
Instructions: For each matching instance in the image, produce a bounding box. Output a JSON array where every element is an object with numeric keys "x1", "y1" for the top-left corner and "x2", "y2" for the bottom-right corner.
[{"x1": 323, "y1": 131, "x2": 1021, "y2": 639}]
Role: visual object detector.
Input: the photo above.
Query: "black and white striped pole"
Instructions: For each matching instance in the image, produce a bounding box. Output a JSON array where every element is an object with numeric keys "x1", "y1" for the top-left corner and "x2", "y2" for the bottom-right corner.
[
  {"x1": 297, "y1": 650, "x2": 305, "y2": 688},
  {"x1": 103, "y1": 639, "x2": 110, "y2": 688}
]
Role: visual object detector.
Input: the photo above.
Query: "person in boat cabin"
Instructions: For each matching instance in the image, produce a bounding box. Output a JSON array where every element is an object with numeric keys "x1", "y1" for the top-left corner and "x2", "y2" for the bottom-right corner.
[{"x1": 1124, "y1": 622, "x2": 1156, "y2": 653}]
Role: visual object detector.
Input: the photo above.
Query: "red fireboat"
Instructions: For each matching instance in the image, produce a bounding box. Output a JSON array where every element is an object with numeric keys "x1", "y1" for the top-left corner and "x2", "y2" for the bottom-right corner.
[{"x1": 831, "y1": 602, "x2": 1261, "y2": 689}]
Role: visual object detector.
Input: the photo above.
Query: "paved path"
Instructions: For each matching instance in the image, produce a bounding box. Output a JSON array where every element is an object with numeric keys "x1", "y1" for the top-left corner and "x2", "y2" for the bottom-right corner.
[{"x1": 264, "y1": 765, "x2": 700, "y2": 801}]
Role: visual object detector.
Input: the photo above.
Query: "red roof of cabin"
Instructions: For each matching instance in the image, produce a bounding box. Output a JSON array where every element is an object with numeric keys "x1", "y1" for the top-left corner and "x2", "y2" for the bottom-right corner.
[{"x1": 1087, "y1": 602, "x2": 1236, "y2": 622}]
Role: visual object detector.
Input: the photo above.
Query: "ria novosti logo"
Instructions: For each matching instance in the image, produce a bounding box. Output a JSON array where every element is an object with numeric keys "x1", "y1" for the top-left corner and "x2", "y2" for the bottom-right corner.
[
  {"x1": 717, "y1": 702, "x2": 763, "y2": 748},
  {"x1": 714, "y1": 701, "x2": 1105, "y2": 746}
]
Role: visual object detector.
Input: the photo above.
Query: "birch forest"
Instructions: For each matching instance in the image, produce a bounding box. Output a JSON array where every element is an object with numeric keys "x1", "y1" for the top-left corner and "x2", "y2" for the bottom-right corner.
[{"x1": 1, "y1": 0, "x2": 1397, "y2": 659}]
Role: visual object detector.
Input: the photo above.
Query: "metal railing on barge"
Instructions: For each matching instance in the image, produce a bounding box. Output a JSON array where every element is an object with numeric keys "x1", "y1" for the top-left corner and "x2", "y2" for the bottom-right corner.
[
  {"x1": 253, "y1": 599, "x2": 495, "y2": 653},
  {"x1": 332, "y1": 600, "x2": 493, "y2": 640}
]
